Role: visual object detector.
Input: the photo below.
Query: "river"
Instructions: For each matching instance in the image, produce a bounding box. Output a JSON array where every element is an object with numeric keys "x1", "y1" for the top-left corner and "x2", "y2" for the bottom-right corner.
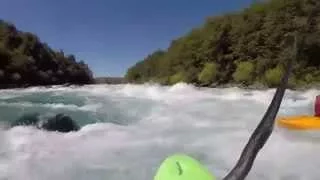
[{"x1": 0, "y1": 83, "x2": 319, "y2": 180}]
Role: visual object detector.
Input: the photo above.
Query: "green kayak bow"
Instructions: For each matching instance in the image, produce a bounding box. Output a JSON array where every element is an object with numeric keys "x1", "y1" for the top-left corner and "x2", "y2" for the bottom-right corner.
[{"x1": 154, "y1": 154, "x2": 216, "y2": 180}]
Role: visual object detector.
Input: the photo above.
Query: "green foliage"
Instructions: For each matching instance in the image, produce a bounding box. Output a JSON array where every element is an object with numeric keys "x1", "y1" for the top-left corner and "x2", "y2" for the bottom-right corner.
[
  {"x1": 169, "y1": 72, "x2": 186, "y2": 85},
  {"x1": 8, "y1": 53, "x2": 30, "y2": 70},
  {"x1": 0, "y1": 44, "x2": 11, "y2": 66},
  {"x1": 0, "y1": 20, "x2": 94, "y2": 87},
  {"x1": 125, "y1": 0, "x2": 320, "y2": 88},
  {"x1": 232, "y1": 61, "x2": 255, "y2": 84},
  {"x1": 198, "y1": 62, "x2": 218, "y2": 85},
  {"x1": 264, "y1": 65, "x2": 284, "y2": 87},
  {"x1": 304, "y1": 73, "x2": 313, "y2": 83},
  {"x1": 248, "y1": 1, "x2": 268, "y2": 14}
]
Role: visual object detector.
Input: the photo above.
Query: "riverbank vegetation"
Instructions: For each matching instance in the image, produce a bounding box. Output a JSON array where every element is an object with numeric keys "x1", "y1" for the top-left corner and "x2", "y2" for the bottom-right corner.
[
  {"x1": 125, "y1": 0, "x2": 320, "y2": 89},
  {"x1": 0, "y1": 20, "x2": 94, "y2": 89}
]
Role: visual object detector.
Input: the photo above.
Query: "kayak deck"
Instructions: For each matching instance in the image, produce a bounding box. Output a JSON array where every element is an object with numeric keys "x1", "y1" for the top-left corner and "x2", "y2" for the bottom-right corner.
[{"x1": 277, "y1": 115, "x2": 320, "y2": 130}]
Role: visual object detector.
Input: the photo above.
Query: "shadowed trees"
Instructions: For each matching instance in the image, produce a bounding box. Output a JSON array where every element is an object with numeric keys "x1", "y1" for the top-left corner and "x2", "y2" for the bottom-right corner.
[{"x1": 0, "y1": 20, "x2": 94, "y2": 88}]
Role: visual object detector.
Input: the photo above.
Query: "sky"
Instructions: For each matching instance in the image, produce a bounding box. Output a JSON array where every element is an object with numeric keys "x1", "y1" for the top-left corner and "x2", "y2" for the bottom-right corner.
[{"x1": 0, "y1": 0, "x2": 254, "y2": 77}]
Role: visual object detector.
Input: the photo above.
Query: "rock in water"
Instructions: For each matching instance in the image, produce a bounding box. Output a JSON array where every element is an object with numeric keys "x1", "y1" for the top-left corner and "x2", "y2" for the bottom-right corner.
[
  {"x1": 40, "y1": 113, "x2": 80, "y2": 133},
  {"x1": 10, "y1": 112, "x2": 40, "y2": 127},
  {"x1": 11, "y1": 113, "x2": 80, "y2": 133}
]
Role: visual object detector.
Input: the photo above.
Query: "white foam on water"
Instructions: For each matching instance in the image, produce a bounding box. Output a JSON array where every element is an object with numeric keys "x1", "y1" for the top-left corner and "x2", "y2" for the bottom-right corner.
[
  {"x1": 0, "y1": 101, "x2": 102, "y2": 113},
  {"x1": 0, "y1": 83, "x2": 320, "y2": 180}
]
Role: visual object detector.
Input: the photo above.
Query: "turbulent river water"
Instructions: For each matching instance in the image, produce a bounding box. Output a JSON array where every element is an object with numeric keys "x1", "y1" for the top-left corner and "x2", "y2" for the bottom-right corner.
[{"x1": 0, "y1": 83, "x2": 319, "y2": 180}]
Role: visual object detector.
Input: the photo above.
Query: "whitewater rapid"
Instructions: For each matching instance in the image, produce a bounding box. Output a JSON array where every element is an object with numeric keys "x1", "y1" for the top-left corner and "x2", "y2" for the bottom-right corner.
[{"x1": 0, "y1": 83, "x2": 320, "y2": 180}]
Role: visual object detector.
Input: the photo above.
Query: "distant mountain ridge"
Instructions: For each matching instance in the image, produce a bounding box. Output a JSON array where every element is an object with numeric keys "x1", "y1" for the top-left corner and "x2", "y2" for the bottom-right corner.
[{"x1": 94, "y1": 77, "x2": 126, "y2": 84}]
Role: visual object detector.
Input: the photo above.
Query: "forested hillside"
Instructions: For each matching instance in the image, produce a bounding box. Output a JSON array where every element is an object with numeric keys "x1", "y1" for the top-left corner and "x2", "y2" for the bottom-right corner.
[
  {"x1": 94, "y1": 77, "x2": 126, "y2": 84},
  {"x1": 0, "y1": 20, "x2": 94, "y2": 88},
  {"x1": 125, "y1": 0, "x2": 320, "y2": 88}
]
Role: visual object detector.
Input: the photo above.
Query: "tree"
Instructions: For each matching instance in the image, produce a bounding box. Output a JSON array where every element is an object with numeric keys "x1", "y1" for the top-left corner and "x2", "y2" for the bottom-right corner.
[
  {"x1": 232, "y1": 61, "x2": 255, "y2": 85},
  {"x1": 169, "y1": 72, "x2": 186, "y2": 85},
  {"x1": 0, "y1": 19, "x2": 94, "y2": 88},
  {"x1": 198, "y1": 62, "x2": 218, "y2": 85},
  {"x1": 264, "y1": 65, "x2": 283, "y2": 87},
  {"x1": 125, "y1": 0, "x2": 320, "y2": 88},
  {"x1": 11, "y1": 72, "x2": 21, "y2": 82}
]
